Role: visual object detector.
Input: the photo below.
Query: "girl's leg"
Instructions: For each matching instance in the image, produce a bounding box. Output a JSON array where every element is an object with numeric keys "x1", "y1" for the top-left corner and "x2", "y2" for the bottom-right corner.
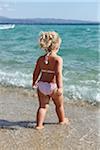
[
  {"x1": 52, "y1": 93, "x2": 69, "y2": 124},
  {"x1": 36, "y1": 89, "x2": 50, "y2": 129}
]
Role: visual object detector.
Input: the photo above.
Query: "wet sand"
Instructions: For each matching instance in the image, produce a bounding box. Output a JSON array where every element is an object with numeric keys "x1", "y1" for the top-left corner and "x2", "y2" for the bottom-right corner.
[{"x1": 0, "y1": 87, "x2": 100, "y2": 150}]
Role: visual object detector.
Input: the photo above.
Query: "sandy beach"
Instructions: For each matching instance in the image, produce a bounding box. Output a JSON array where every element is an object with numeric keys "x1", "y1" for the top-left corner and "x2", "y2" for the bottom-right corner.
[{"x1": 0, "y1": 87, "x2": 99, "y2": 150}]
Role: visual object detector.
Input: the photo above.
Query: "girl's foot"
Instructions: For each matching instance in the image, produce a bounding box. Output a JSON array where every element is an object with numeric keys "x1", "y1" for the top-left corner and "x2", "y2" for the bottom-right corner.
[
  {"x1": 35, "y1": 125, "x2": 44, "y2": 130},
  {"x1": 59, "y1": 118, "x2": 70, "y2": 125}
]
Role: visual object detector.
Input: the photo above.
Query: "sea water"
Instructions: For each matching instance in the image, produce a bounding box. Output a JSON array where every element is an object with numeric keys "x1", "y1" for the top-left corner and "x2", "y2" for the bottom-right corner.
[{"x1": 0, "y1": 24, "x2": 99, "y2": 103}]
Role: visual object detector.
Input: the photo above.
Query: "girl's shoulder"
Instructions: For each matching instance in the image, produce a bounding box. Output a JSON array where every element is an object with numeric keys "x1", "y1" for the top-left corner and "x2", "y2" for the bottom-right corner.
[
  {"x1": 36, "y1": 55, "x2": 46, "y2": 65},
  {"x1": 37, "y1": 55, "x2": 45, "y2": 61},
  {"x1": 54, "y1": 55, "x2": 63, "y2": 63}
]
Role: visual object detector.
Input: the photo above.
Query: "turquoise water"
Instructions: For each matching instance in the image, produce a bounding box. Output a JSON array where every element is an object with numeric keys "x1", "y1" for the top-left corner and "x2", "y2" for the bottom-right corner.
[{"x1": 0, "y1": 24, "x2": 99, "y2": 102}]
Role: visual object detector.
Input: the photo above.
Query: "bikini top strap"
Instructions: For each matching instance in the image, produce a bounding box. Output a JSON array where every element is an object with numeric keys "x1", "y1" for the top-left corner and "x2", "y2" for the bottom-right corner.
[{"x1": 44, "y1": 52, "x2": 51, "y2": 64}]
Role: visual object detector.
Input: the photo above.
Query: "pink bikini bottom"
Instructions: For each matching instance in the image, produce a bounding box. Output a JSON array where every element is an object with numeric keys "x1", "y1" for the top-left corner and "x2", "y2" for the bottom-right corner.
[{"x1": 37, "y1": 81, "x2": 57, "y2": 95}]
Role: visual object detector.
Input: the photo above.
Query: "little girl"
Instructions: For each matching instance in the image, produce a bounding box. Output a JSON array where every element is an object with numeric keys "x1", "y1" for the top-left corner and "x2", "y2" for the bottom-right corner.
[{"x1": 32, "y1": 31, "x2": 69, "y2": 129}]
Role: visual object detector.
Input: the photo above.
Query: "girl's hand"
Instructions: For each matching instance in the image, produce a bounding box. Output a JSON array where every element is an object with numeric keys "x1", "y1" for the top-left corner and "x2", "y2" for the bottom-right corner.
[
  {"x1": 32, "y1": 83, "x2": 36, "y2": 89},
  {"x1": 51, "y1": 88, "x2": 63, "y2": 97},
  {"x1": 56, "y1": 88, "x2": 63, "y2": 96}
]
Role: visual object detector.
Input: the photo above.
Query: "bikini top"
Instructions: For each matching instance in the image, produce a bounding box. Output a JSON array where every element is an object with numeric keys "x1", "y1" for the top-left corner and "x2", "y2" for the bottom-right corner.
[
  {"x1": 41, "y1": 69, "x2": 55, "y2": 74},
  {"x1": 41, "y1": 52, "x2": 55, "y2": 74}
]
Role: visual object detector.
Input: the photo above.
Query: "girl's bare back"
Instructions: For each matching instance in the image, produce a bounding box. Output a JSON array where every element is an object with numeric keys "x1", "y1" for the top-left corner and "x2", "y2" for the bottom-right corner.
[{"x1": 38, "y1": 54, "x2": 62, "y2": 83}]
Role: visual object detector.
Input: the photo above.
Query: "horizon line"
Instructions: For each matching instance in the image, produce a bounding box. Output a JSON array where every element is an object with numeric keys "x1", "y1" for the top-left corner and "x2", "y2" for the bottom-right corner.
[{"x1": 0, "y1": 16, "x2": 99, "y2": 23}]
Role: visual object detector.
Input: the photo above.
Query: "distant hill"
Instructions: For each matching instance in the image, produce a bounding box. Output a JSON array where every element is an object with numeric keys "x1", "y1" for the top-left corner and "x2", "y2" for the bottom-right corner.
[{"x1": 0, "y1": 16, "x2": 99, "y2": 25}]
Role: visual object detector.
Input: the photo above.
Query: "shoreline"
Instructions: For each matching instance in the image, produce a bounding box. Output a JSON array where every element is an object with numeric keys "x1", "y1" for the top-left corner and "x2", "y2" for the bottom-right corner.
[
  {"x1": 0, "y1": 85, "x2": 99, "y2": 107},
  {"x1": 0, "y1": 86, "x2": 99, "y2": 150}
]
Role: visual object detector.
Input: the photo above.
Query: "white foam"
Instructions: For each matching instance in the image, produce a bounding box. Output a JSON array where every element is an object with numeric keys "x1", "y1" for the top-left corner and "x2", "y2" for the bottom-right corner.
[
  {"x1": 0, "y1": 70, "x2": 31, "y2": 88},
  {"x1": 64, "y1": 84, "x2": 98, "y2": 102},
  {"x1": 96, "y1": 93, "x2": 100, "y2": 102},
  {"x1": 80, "y1": 80, "x2": 97, "y2": 84},
  {"x1": 0, "y1": 69, "x2": 99, "y2": 102}
]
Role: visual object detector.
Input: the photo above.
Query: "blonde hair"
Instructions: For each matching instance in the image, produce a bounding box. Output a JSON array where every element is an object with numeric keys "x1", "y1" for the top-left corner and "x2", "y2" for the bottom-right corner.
[{"x1": 39, "y1": 31, "x2": 61, "y2": 52}]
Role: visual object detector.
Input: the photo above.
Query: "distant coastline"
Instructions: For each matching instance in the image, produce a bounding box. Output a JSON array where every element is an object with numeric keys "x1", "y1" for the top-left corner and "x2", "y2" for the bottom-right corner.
[{"x1": 0, "y1": 16, "x2": 99, "y2": 25}]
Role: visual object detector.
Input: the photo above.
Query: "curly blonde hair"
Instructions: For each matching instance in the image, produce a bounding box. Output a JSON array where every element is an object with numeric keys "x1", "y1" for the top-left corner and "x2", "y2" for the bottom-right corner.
[{"x1": 39, "y1": 31, "x2": 61, "y2": 52}]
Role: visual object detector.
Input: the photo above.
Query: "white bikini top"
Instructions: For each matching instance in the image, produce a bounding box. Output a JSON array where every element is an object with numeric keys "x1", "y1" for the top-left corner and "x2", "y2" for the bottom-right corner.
[{"x1": 41, "y1": 69, "x2": 55, "y2": 74}]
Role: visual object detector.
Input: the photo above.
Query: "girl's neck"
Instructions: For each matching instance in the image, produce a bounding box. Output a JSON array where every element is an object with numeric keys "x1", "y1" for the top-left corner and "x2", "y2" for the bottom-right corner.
[{"x1": 47, "y1": 51, "x2": 57, "y2": 56}]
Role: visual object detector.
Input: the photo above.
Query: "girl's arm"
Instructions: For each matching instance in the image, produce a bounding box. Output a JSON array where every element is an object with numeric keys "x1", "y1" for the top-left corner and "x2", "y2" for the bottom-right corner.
[
  {"x1": 32, "y1": 58, "x2": 41, "y2": 87},
  {"x1": 56, "y1": 57, "x2": 63, "y2": 94}
]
